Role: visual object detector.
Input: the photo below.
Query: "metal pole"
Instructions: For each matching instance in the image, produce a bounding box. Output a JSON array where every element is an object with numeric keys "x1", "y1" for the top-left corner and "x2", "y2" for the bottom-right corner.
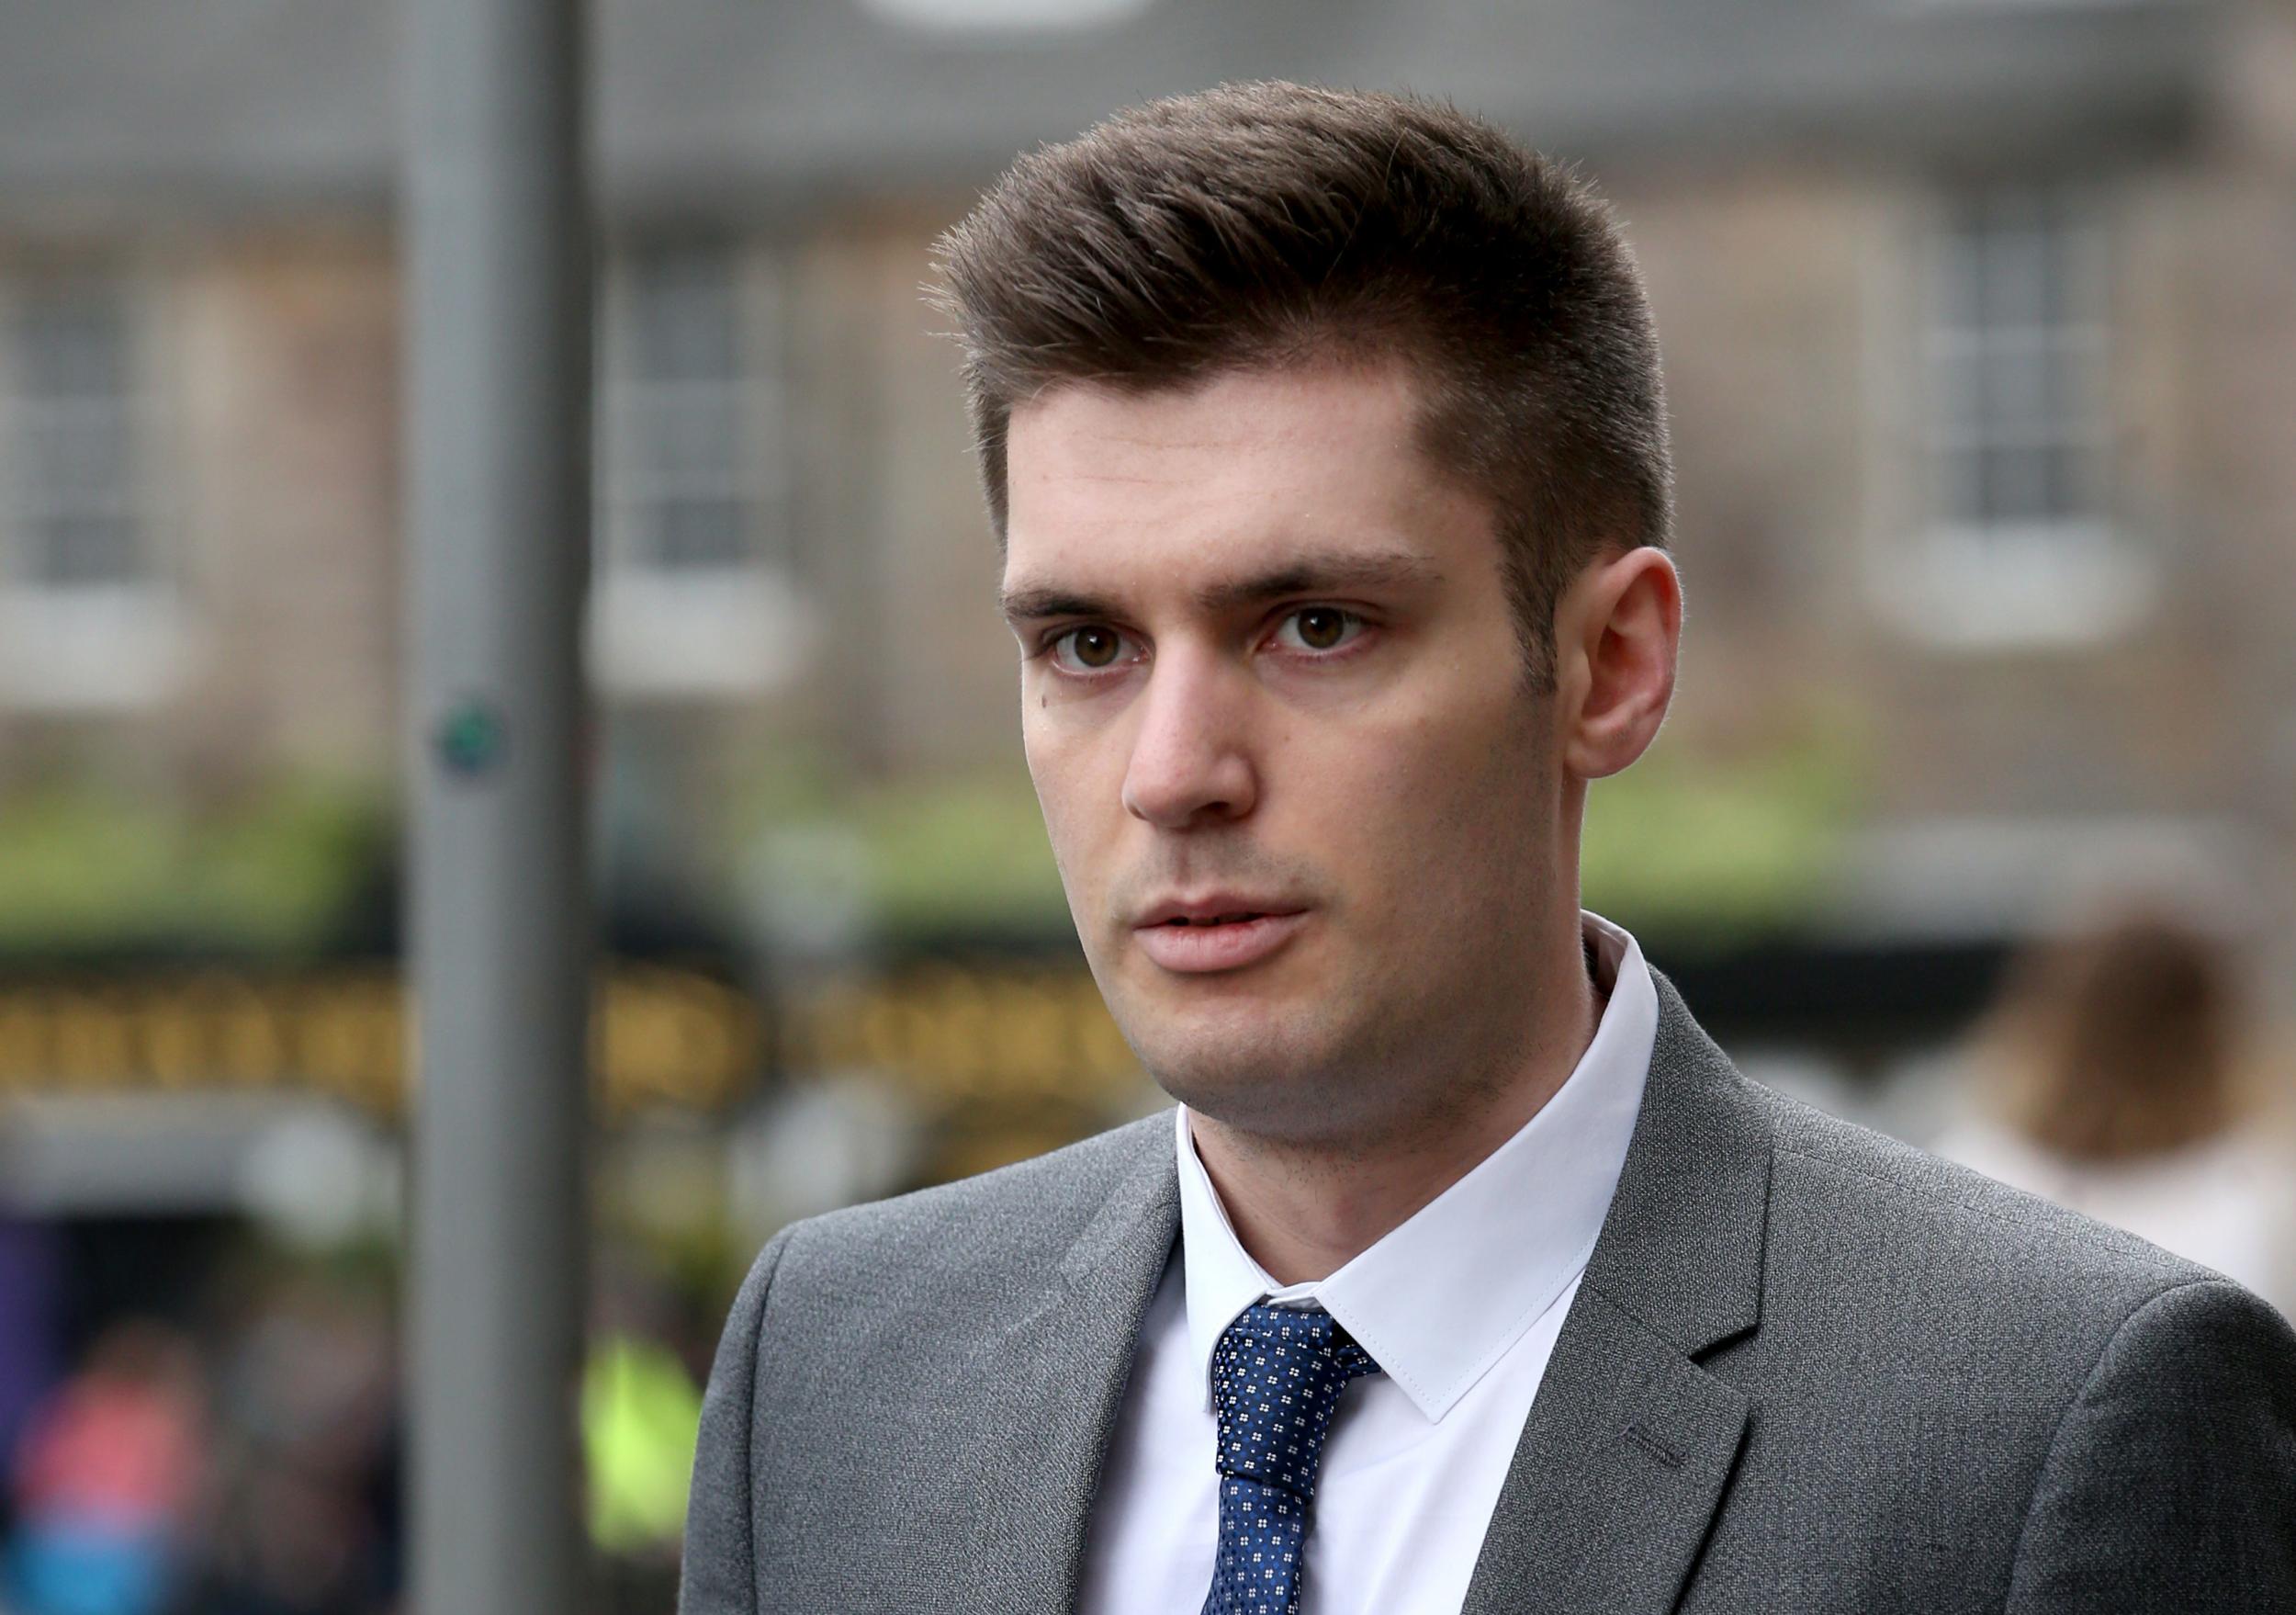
[{"x1": 402, "y1": 0, "x2": 592, "y2": 1607}]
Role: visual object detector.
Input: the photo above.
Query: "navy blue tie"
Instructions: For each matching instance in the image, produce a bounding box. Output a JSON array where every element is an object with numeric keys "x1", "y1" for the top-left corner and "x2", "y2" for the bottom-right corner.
[{"x1": 1201, "y1": 1303, "x2": 1380, "y2": 1615}]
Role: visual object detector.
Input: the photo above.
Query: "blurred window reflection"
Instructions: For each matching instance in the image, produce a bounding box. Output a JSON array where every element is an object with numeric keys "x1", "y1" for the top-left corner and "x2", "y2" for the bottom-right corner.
[
  {"x1": 2, "y1": 278, "x2": 151, "y2": 591},
  {"x1": 1883, "y1": 182, "x2": 2151, "y2": 648},
  {"x1": 600, "y1": 243, "x2": 786, "y2": 578},
  {"x1": 1926, "y1": 186, "x2": 2110, "y2": 539},
  {"x1": 591, "y1": 243, "x2": 808, "y2": 696}
]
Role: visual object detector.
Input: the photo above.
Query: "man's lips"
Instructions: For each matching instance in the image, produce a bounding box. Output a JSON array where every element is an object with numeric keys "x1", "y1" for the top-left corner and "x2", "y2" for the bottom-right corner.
[
  {"x1": 1131, "y1": 909, "x2": 1311, "y2": 974},
  {"x1": 1133, "y1": 894, "x2": 1308, "y2": 928}
]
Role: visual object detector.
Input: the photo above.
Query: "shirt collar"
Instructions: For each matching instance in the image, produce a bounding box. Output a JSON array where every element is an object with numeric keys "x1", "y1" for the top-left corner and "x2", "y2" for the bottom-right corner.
[{"x1": 1175, "y1": 909, "x2": 1657, "y2": 1424}]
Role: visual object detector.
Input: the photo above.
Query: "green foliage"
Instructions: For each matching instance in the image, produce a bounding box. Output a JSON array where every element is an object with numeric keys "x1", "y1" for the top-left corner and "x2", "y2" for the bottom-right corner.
[
  {"x1": 1581, "y1": 717, "x2": 1868, "y2": 940},
  {"x1": 850, "y1": 770, "x2": 1069, "y2": 935},
  {"x1": 733, "y1": 750, "x2": 1067, "y2": 943},
  {"x1": 0, "y1": 777, "x2": 388, "y2": 957}
]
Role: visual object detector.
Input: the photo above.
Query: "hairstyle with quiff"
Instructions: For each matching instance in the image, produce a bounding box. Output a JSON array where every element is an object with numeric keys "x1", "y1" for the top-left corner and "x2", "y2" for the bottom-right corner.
[{"x1": 930, "y1": 80, "x2": 1672, "y2": 690}]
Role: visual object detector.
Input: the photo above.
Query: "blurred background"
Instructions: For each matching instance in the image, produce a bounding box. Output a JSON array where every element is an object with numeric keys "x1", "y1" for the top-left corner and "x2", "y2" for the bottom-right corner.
[{"x1": 0, "y1": 0, "x2": 2293, "y2": 1610}]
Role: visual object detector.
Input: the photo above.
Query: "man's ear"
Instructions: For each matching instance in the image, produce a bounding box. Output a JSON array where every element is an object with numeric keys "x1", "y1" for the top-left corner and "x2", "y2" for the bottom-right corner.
[{"x1": 1557, "y1": 547, "x2": 1682, "y2": 782}]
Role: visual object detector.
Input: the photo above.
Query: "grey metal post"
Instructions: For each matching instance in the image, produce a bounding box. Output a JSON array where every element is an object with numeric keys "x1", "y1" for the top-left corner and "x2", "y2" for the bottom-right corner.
[{"x1": 401, "y1": 0, "x2": 593, "y2": 1608}]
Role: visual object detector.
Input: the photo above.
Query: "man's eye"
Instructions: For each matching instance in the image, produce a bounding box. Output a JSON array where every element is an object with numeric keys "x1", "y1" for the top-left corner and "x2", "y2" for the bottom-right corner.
[
  {"x1": 1275, "y1": 607, "x2": 1364, "y2": 653},
  {"x1": 1050, "y1": 625, "x2": 1133, "y2": 672}
]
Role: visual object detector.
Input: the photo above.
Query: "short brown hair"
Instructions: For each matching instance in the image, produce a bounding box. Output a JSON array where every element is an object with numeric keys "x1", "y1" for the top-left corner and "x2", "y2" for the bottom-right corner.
[{"x1": 931, "y1": 80, "x2": 1672, "y2": 689}]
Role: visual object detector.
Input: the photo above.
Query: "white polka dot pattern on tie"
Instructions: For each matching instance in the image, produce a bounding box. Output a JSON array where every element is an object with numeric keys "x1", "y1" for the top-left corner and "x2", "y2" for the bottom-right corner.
[{"x1": 1199, "y1": 1303, "x2": 1380, "y2": 1615}]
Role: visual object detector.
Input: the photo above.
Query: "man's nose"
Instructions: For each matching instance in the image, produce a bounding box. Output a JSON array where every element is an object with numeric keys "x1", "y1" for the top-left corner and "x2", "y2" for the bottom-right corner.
[{"x1": 1120, "y1": 646, "x2": 1258, "y2": 830}]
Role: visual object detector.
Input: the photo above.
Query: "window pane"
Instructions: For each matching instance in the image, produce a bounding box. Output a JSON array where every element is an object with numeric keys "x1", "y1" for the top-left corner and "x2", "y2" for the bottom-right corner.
[
  {"x1": 17, "y1": 288, "x2": 129, "y2": 399},
  {"x1": 2045, "y1": 442, "x2": 2094, "y2": 520},
  {"x1": 6, "y1": 281, "x2": 148, "y2": 588},
  {"x1": 1937, "y1": 445, "x2": 1984, "y2": 526},
  {"x1": 1935, "y1": 230, "x2": 1984, "y2": 332},
  {"x1": 641, "y1": 389, "x2": 741, "y2": 483},
  {"x1": 1980, "y1": 220, "x2": 2052, "y2": 332},
  {"x1": 600, "y1": 244, "x2": 786, "y2": 576},
  {"x1": 1981, "y1": 445, "x2": 2053, "y2": 525},
  {"x1": 30, "y1": 514, "x2": 141, "y2": 585},
  {"x1": 1981, "y1": 335, "x2": 2053, "y2": 436},
  {"x1": 1931, "y1": 345, "x2": 1981, "y2": 442},
  {"x1": 19, "y1": 411, "x2": 136, "y2": 514},
  {"x1": 625, "y1": 254, "x2": 739, "y2": 385},
  {"x1": 649, "y1": 498, "x2": 748, "y2": 570},
  {"x1": 1928, "y1": 189, "x2": 2106, "y2": 537}
]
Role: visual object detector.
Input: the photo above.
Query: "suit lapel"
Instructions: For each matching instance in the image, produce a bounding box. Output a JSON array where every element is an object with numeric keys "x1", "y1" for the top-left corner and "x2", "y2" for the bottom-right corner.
[
  {"x1": 916, "y1": 1120, "x2": 1179, "y2": 1615},
  {"x1": 1462, "y1": 967, "x2": 1771, "y2": 1615},
  {"x1": 929, "y1": 967, "x2": 1770, "y2": 1614}
]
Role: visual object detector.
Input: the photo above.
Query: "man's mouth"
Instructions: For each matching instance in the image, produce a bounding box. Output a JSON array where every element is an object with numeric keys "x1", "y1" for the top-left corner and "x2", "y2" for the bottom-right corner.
[
  {"x1": 1132, "y1": 909, "x2": 1311, "y2": 973},
  {"x1": 1135, "y1": 894, "x2": 1307, "y2": 929}
]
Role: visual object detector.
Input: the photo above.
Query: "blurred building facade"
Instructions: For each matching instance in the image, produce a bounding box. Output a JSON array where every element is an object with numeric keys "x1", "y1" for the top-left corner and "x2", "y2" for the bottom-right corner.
[{"x1": 0, "y1": 0, "x2": 2292, "y2": 1189}]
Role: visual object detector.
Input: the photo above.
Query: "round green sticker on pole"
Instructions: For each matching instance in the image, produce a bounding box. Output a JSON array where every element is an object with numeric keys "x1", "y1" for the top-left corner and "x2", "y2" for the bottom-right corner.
[{"x1": 435, "y1": 699, "x2": 509, "y2": 778}]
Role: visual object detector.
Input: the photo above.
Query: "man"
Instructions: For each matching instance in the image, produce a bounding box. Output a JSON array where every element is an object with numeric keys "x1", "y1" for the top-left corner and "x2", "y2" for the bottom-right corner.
[{"x1": 681, "y1": 83, "x2": 2296, "y2": 1614}]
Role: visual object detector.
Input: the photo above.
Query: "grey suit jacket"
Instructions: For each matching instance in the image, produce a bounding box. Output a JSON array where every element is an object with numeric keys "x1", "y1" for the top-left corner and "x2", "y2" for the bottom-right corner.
[{"x1": 680, "y1": 969, "x2": 2296, "y2": 1613}]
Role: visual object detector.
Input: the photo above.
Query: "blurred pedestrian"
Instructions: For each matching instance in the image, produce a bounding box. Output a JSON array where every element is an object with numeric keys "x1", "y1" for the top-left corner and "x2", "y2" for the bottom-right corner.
[
  {"x1": 175, "y1": 1267, "x2": 399, "y2": 1615},
  {"x1": 0, "y1": 1220, "x2": 65, "y2": 1514},
  {"x1": 585, "y1": 1248, "x2": 700, "y2": 1615},
  {"x1": 3, "y1": 1320, "x2": 204, "y2": 1615},
  {"x1": 1938, "y1": 900, "x2": 2296, "y2": 1317}
]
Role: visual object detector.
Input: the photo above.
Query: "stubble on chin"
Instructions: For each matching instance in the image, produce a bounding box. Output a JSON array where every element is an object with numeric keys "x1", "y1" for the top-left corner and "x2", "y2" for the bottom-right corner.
[
  {"x1": 1131, "y1": 967, "x2": 1557, "y2": 1179},
  {"x1": 1123, "y1": 1001, "x2": 1432, "y2": 1158}
]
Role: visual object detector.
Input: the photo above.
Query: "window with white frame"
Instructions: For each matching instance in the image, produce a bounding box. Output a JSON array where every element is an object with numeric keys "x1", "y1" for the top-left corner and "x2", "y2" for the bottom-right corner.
[
  {"x1": 3, "y1": 277, "x2": 152, "y2": 590},
  {"x1": 1887, "y1": 184, "x2": 2151, "y2": 647},
  {"x1": 0, "y1": 272, "x2": 185, "y2": 708},
  {"x1": 1928, "y1": 187, "x2": 2110, "y2": 540},
  {"x1": 602, "y1": 245, "x2": 771, "y2": 573},
  {"x1": 592, "y1": 243, "x2": 809, "y2": 695}
]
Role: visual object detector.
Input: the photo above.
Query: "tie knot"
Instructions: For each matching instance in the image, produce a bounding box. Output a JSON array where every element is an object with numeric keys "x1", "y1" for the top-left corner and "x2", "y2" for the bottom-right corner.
[{"x1": 1208, "y1": 1304, "x2": 1379, "y2": 1498}]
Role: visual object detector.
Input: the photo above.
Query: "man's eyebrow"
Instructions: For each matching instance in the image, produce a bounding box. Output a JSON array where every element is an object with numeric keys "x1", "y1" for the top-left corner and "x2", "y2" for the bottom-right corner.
[
  {"x1": 997, "y1": 549, "x2": 1442, "y2": 626},
  {"x1": 996, "y1": 585, "x2": 1118, "y2": 627}
]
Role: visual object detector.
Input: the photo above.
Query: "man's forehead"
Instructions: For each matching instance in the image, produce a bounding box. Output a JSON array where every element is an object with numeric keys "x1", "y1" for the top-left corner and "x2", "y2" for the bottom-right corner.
[
  {"x1": 998, "y1": 364, "x2": 1481, "y2": 617},
  {"x1": 1007, "y1": 362, "x2": 1424, "y2": 462}
]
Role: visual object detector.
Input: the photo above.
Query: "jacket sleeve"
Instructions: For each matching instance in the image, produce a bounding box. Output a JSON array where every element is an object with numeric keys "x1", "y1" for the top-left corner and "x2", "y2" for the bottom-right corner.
[
  {"x1": 678, "y1": 1225, "x2": 796, "y2": 1615},
  {"x1": 2005, "y1": 1277, "x2": 2296, "y2": 1611}
]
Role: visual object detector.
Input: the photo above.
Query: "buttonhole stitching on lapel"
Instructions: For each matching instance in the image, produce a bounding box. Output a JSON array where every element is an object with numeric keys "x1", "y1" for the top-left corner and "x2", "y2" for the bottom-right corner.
[{"x1": 1624, "y1": 1423, "x2": 1684, "y2": 1468}]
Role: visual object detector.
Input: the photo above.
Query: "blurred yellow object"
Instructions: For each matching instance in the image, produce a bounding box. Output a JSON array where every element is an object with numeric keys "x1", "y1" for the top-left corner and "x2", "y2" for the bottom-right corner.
[{"x1": 581, "y1": 1334, "x2": 704, "y2": 1554}]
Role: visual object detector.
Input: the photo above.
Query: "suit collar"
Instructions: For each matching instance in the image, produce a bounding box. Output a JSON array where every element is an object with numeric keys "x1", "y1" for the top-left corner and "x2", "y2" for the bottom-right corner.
[
  {"x1": 958, "y1": 963, "x2": 1773, "y2": 1615},
  {"x1": 1461, "y1": 965, "x2": 1773, "y2": 1615},
  {"x1": 1056, "y1": 1112, "x2": 1183, "y2": 1292},
  {"x1": 1035, "y1": 949, "x2": 1773, "y2": 1361},
  {"x1": 922, "y1": 1120, "x2": 1177, "y2": 1614},
  {"x1": 1171, "y1": 911, "x2": 1660, "y2": 1423},
  {"x1": 1577, "y1": 963, "x2": 1772, "y2": 1356}
]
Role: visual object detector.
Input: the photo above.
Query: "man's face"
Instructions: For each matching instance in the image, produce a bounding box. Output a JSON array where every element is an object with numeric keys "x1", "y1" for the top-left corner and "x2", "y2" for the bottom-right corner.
[{"x1": 1001, "y1": 363, "x2": 1573, "y2": 1147}]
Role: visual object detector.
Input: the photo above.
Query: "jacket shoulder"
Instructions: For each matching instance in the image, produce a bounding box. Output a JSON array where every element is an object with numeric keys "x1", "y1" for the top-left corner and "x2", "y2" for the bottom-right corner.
[
  {"x1": 763, "y1": 1108, "x2": 1172, "y2": 1299},
  {"x1": 1757, "y1": 1085, "x2": 2213, "y2": 1336},
  {"x1": 1694, "y1": 1084, "x2": 2296, "y2": 1609}
]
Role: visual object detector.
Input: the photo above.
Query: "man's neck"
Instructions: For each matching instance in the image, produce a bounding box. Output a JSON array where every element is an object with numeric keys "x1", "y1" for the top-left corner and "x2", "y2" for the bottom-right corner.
[{"x1": 1189, "y1": 932, "x2": 1608, "y2": 1287}]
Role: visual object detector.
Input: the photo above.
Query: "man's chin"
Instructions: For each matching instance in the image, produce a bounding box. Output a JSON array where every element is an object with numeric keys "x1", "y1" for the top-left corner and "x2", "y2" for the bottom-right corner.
[
  {"x1": 1125, "y1": 1030, "x2": 1348, "y2": 1132},
  {"x1": 1159, "y1": 1075, "x2": 1383, "y2": 1157},
  {"x1": 1113, "y1": 985, "x2": 1307, "y2": 1062}
]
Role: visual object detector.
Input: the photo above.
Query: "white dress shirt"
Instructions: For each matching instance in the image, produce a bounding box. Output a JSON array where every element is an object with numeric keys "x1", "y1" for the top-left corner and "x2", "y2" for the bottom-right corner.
[{"x1": 1077, "y1": 909, "x2": 1658, "y2": 1615}]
